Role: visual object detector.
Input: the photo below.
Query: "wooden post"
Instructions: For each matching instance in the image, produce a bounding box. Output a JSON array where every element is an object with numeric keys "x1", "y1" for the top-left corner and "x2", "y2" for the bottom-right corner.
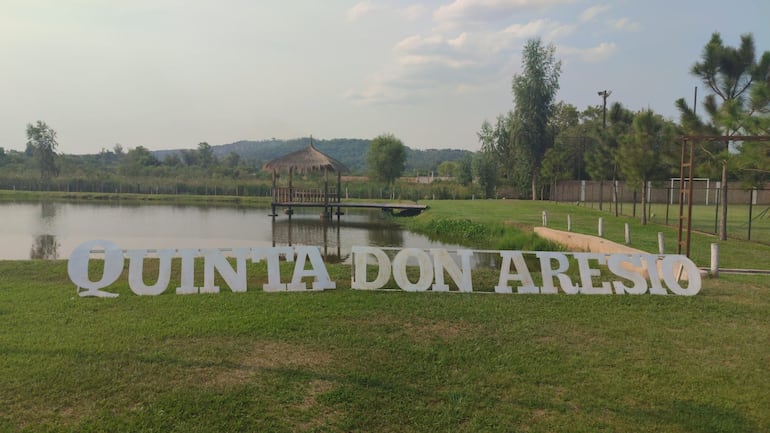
[
  {"x1": 323, "y1": 166, "x2": 330, "y2": 219},
  {"x1": 541, "y1": 211, "x2": 548, "y2": 226},
  {"x1": 658, "y1": 232, "x2": 665, "y2": 255},
  {"x1": 567, "y1": 214, "x2": 572, "y2": 232},
  {"x1": 598, "y1": 217, "x2": 604, "y2": 237},
  {"x1": 289, "y1": 167, "x2": 294, "y2": 202},
  {"x1": 624, "y1": 223, "x2": 630, "y2": 244},
  {"x1": 270, "y1": 169, "x2": 277, "y2": 217},
  {"x1": 337, "y1": 171, "x2": 342, "y2": 221},
  {"x1": 710, "y1": 243, "x2": 719, "y2": 278}
]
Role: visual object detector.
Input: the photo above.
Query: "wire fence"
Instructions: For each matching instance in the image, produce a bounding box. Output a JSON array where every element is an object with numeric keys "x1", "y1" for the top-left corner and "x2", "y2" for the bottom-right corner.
[{"x1": 553, "y1": 180, "x2": 770, "y2": 244}]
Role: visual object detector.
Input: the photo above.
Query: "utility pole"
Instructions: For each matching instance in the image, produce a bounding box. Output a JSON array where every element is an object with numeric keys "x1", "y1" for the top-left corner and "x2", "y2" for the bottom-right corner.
[
  {"x1": 597, "y1": 90, "x2": 612, "y2": 212},
  {"x1": 598, "y1": 90, "x2": 611, "y2": 129}
]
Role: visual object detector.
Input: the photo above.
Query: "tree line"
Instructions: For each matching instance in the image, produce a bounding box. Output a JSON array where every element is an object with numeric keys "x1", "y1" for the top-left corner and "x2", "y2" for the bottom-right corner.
[
  {"x1": 3, "y1": 31, "x2": 768, "y2": 237},
  {"x1": 475, "y1": 33, "x2": 769, "y2": 236}
]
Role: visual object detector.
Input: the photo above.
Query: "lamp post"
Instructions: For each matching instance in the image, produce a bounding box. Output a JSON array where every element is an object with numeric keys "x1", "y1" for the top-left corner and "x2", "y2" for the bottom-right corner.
[
  {"x1": 597, "y1": 90, "x2": 612, "y2": 212},
  {"x1": 598, "y1": 90, "x2": 611, "y2": 129}
]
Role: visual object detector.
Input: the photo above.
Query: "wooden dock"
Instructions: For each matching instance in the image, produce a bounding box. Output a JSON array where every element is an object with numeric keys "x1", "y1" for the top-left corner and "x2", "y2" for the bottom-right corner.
[{"x1": 271, "y1": 201, "x2": 428, "y2": 217}]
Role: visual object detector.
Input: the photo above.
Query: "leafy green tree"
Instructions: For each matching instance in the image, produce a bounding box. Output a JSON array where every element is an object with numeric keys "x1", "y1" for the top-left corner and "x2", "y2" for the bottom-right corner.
[
  {"x1": 197, "y1": 142, "x2": 216, "y2": 169},
  {"x1": 584, "y1": 102, "x2": 634, "y2": 214},
  {"x1": 436, "y1": 161, "x2": 457, "y2": 177},
  {"x1": 676, "y1": 32, "x2": 770, "y2": 239},
  {"x1": 618, "y1": 110, "x2": 677, "y2": 224},
  {"x1": 736, "y1": 139, "x2": 770, "y2": 186},
  {"x1": 511, "y1": 38, "x2": 562, "y2": 199},
  {"x1": 225, "y1": 151, "x2": 241, "y2": 168},
  {"x1": 367, "y1": 133, "x2": 406, "y2": 188},
  {"x1": 180, "y1": 149, "x2": 199, "y2": 166},
  {"x1": 472, "y1": 153, "x2": 498, "y2": 199},
  {"x1": 457, "y1": 154, "x2": 473, "y2": 186},
  {"x1": 25, "y1": 121, "x2": 60, "y2": 184},
  {"x1": 120, "y1": 146, "x2": 159, "y2": 176},
  {"x1": 478, "y1": 112, "x2": 514, "y2": 179},
  {"x1": 163, "y1": 153, "x2": 183, "y2": 167},
  {"x1": 542, "y1": 102, "x2": 582, "y2": 183}
]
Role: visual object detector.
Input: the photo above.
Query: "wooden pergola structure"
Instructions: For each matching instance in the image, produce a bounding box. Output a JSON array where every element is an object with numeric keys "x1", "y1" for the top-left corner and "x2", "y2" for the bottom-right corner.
[{"x1": 263, "y1": 137, "x2": 348, "y2": 219}]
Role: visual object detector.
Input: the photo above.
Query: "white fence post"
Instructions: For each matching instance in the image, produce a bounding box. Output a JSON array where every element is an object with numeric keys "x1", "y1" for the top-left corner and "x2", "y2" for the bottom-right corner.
[
  {"x1": 711, "y1": 243, "x2": 720, "y2": 278},
  {"x1": 598, "y1": 218, "x2": 604, "y2": 237},
  {"x1": 624, "y1": 223, "x2": 630, "y2": 244},
  {"x1": 658, "y1": 232, "x2": 665, "y2": 255}
]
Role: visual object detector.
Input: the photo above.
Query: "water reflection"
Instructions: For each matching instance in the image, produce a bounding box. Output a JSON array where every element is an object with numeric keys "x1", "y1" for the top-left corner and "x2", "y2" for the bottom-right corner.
[
  {"x1": 271, "y1": 218, "x2": 345, "y2": 262},
  {"x1": 30, "y1": 234, "x2": 60, "y2": 259},
  {"x1": 0, "y1": 201, "x2": 465, "y2": 261},
  {"x1": 270, "y1": 214, "x2": 408, "y2": 263},
  {"x1": 30, "y1": 202, "x2": 60, "y2": 259},
  {"x1": 367, "y1": 224, "x2": 405, "y2": 246}
]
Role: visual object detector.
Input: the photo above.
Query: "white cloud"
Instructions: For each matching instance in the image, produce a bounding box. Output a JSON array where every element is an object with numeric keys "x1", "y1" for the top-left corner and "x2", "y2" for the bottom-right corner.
[
  {"x1": 347, "y1": 1, "x2": 428, "y2": 22},
  {"x1": 579, "y1": 4, "x2": 610, "y2": 22},
  {"x1": 560, "y1": 42, "x2": 617, "y2": 62},
  {"x1": 434, "y1": 0, "x2": 575, "y2": 25},
  {"x1": 346, "y1": 1, "x2": 381, "y2": 22},
  {"x1": 608, "y1": 17, "x2": 641, "y2": 32},
  {"x1": 502, "y1": 18, "x2": 573, "y2": 41},
  {"x1": 349, "y1": 13, "x2": 580, "y2": 106},
  {"x1": 400, "y1": 5, "x2": 429, "y2": 20}
]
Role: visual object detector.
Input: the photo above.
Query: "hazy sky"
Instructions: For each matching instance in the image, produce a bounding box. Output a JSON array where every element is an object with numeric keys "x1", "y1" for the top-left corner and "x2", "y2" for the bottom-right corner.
[{"x1": 2, "y1": 0, "x2": 769, "y2": 154}]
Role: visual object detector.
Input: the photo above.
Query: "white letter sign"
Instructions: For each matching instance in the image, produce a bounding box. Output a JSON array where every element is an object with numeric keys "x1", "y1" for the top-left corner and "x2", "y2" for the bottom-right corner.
[{"x1": 69, "y1": 242, "x2": 702, "y2": 297}]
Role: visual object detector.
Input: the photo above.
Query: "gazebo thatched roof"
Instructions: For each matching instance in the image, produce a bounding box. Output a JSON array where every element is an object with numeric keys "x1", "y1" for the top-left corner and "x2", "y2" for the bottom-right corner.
[{"x1": 263, "y1": 140, "x2": 348, "y2": 174}]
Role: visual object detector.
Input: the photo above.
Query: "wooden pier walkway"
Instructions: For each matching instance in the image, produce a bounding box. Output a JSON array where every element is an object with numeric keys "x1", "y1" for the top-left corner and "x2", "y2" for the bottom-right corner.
[{"x1": 272, "y1": 201, "x2": 427, "y2": 213}]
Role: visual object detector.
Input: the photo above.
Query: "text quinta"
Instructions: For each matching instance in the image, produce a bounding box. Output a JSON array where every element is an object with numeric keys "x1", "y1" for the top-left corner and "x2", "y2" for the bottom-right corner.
[{"x1": 68, "y1": 241, "x2": 701, "y2": 297}]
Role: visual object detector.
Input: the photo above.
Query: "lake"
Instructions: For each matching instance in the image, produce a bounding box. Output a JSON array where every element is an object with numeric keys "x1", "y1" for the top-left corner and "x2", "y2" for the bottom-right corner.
[{"x1": 0, "y1": 201, "x2": 462, "y2": 261}]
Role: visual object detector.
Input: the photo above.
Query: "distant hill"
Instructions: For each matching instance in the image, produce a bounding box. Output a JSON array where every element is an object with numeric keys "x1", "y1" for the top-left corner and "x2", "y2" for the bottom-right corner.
[{"x1": 153, "y1": 138, "x2": 472, "y2": 174}]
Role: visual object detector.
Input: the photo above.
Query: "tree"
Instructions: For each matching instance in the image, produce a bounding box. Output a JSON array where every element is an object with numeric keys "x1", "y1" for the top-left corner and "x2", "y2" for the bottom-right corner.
[
  {"x1": 478, "y1": 112, "x2": 514, "y2": 179},
  {"x1": 225, "y1": 151, "x2": 241, "y2": 168},
  {"x1": 457, "y1": 154, "x2": 473, "y2": 186},
  {"x1": 584, "y1": 102, "x2": 634, "y2": 214},
  {"x1": 197, "y1": 142, "x2": 216, "y2": 169},
  {"x1": 541, "y1": 102, "x2": 584, "y2": 189},
  {"x1": 180, "y1": 149, "x2": 199, "y2": 166},
  {"x1": 676, "y1": 32, "x2": 770, "y2": 239},
  {"x1": 511, "y1": 38, "x2": 562, "y2": 199},
  {"x1": 436, "y1": 161, "x2": 458, "y2": 178},
  {"x1": 25, "y1": 121, "x2": 60, "y2": 184},
  {"x1": 120, "y1": 146, "x2": 159, "y2": 176},
  {"x1": 367, "y1": 133, "x2": 406, "y2": 189},
  {"x1": 618, "y1": 110, "x2": 677, "y2": 225},
  {"x1": 471, "y1": 153, "x2": 497, "y2": 198}
]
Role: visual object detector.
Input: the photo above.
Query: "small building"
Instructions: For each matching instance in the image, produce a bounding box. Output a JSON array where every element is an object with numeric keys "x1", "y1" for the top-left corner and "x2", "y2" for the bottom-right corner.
[{"x1": 263, "y1": 137, "x2": 348, "y2": 218}]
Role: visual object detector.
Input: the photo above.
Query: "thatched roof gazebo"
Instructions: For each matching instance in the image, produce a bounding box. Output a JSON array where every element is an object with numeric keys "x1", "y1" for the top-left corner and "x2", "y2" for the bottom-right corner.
[{"x1": 264, "y1": 137, "x2": 348, "y2": 218}]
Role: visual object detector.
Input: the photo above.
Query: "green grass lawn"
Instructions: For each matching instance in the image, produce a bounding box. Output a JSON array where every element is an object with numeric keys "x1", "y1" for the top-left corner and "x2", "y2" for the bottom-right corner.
[
  {"x1": 2, "y1": 196, "x2": 770, "y2": 432},
  {"x1": 408, "y1": 199, "x2": 770, "y2": 270},
  {"x1": 1, "y1": 259, "x2": 769, "y2": 432}
]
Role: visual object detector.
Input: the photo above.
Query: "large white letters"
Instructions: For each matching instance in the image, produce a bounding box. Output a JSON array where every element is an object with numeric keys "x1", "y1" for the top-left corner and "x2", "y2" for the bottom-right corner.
[
  {"x1": 127, "y1": 249, "x2": 174, "y2": 296},
  {"x1": 69, "y1": 243, "x2": 702, "y2": 296},
  {"x1": 68, "y1": 240, "x2": 123, "y2": 298},
  {"x1": 495, "y1": 251, "x2": 537, "y2": 294}
]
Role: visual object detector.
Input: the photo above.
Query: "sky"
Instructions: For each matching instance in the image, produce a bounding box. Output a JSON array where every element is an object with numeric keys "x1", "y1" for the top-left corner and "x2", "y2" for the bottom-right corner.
[{"x1": 2, "y1": 0, "x2": 769, "y2": 155}]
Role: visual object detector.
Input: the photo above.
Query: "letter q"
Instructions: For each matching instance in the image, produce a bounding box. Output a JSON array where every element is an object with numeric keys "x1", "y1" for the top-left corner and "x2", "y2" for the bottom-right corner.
[{"x1": 67, "y1": 240, "x2": 124, "y2": 298}]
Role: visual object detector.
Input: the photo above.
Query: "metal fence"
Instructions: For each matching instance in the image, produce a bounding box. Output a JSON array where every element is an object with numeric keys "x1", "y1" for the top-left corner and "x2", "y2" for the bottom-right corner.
[{"x1": 553, "y1": 180, "x2": 770, "y2": 243}]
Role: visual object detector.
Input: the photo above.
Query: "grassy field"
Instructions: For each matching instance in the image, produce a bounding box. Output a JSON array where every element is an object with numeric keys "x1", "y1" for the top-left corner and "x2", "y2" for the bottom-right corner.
[
  {"x1": 559, "y1": 199, "x2": 770, "y2": 245},
  {"x1": 644, "y1": 201, "x2": 770, "y2": 244},
  {"x1": 1, "y1": 259, "x2": 769, "y2": 432},
  {"x1": 405, "y1": 199, "x2": 770, "y2": 270},
  {"x1": 2, "y1": 195, "x2": 770, "y2": 432}
]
